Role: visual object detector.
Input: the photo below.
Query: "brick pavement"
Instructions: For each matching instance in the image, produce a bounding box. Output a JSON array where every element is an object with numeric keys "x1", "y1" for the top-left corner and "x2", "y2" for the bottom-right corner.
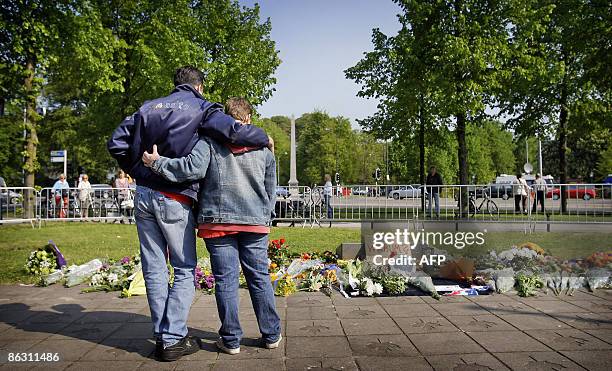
[{"x1": 0, "y1": 285, "x2": 611, "y2": 370}]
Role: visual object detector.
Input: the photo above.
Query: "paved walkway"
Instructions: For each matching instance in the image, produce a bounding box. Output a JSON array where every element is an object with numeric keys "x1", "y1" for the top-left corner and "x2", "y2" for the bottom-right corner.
[{"x1": 0, "y1": 285, "x2": 611, "y2": 370}]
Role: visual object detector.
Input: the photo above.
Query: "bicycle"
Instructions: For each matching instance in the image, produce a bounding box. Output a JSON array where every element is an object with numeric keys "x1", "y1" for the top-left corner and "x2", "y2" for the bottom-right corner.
[{"x1": 468, "y1": 188, "x2": 499, "y2": 219}]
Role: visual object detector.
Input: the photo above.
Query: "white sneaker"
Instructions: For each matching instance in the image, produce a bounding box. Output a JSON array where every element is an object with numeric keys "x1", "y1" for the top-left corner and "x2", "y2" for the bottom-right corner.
[
  {"x1": 216, "y1": 338, "x2": 240, "y2": 355},
  {"x1": 265, "y1": 334, "x2": 282, "y2": 349}
]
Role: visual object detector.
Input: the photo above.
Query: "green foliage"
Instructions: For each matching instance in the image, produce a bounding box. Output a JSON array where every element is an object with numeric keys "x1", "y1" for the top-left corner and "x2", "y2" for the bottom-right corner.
[
  {"x1": 515, "y1": 273, "x2": 544, "y2": 297},
  {"x1": 1, "y1": 0, "x2": 280, "y2": 184}
]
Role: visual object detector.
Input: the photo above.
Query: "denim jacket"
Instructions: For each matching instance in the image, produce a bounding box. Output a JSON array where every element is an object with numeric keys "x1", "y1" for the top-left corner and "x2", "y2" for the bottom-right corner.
[{"x1": 151, "y1": 136, "x2": 276, "y2": 226}]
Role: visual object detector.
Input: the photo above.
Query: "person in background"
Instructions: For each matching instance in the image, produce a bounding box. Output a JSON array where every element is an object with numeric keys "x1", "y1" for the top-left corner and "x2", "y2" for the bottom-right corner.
[
  {"x1": 532, "y1": 173, "x2": 546, "y2": 213},
  {"x1": 52, "y1": 174, "x2": 70, "y2": 218},
  {"x1": 514, "y1": 173, "x2": 529, "y2": 213},
  {"x1": 323, "y1": 174, "x2": 333, "y2": 227},
  {"x1": 115, "y1": 170, "x2": 130, "y2": 199},
  {"x1": 77, "y1": 174, "x2": 92, "y2": 219},
  {"x1": 0, "y1": 176, "x2": 6, "y2": 221},
  {"x1": 425, "y1": 166, "x2": 443, "y2": 218}
]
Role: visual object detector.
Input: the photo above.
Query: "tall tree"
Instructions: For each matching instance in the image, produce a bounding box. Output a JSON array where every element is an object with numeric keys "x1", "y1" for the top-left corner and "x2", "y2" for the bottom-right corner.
[
  {"x1": 500, "y1": 0, "x2": 611, "y2": 212},
  {"x1": 0, "y1": 0, "x2": 66, "y2": 215}
]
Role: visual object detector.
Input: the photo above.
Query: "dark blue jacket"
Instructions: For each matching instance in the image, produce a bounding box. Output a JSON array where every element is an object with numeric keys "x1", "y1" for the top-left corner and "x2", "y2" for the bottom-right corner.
[{"x1": 107, "y1": 85, "x2": 269, "y2": 200}]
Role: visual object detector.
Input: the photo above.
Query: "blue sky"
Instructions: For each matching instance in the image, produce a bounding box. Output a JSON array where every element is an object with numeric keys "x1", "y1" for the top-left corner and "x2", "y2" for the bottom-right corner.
[{"x1": 238, "y1": 0, "x2": 401, "y2": 124}]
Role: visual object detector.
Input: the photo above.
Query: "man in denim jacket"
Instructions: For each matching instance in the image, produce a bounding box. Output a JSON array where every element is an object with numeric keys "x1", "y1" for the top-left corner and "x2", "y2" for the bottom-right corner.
[
  {"x1": 108, "y1": 68, "x2": 270, "y2": 361},
  {"x1": 142, "y1": 98, "x2": 280, "y2": 355}
]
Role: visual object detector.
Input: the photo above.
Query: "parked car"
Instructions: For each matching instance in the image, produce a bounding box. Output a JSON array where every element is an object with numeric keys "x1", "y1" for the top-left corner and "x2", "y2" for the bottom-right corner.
[
  {"x1": 0, "y1": 189, "x2": 23, "y2": 205},
  {"x1": 351, "y1": 186, "x2": 369, "y2": 196},
  {"x1": 546, "y1": 185, "x2": 597, "y2": 200},
  {"x1": 276, "y1": 186, "x2": 290, "y2": 198},
  {"x1": 475, "y1": 184, "x2": 513, "y2": 200},
  {"x1": 388, "y1": 186, "x2": 425, "y2": 199}
]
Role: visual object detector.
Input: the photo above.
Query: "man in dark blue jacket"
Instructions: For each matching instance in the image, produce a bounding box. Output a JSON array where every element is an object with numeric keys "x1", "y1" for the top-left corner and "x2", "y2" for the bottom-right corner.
[{"x1": 107, "y1": 66, "x2": 269, "y2": 362}]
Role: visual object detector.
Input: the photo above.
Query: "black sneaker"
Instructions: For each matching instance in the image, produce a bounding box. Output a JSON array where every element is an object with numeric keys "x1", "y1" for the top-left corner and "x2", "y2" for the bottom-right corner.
[
  {"x1": 160, "y1": 336, "x2": 200, "y2": 362},
  {"x1": 154, "y1": 339, "x2": 162, "y2": 359}
]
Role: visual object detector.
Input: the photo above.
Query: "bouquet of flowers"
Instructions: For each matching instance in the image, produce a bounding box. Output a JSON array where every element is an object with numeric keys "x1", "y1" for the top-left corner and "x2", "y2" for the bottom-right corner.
[
  {"x1": 83, "y1": 255, "x2": 140, "y2": 293},
  {"x1": 274, "y1": 273, "x2": 297, "y2": 297},
  {"x1": 268, "y1": 237, "x2": 291, "y2": 267},
  {"x1": 195, "y1": 266, "x2": 215, "y2": 294},
  {"x1": 25, "y1": 245, "x2": 59, "y2": 286}
]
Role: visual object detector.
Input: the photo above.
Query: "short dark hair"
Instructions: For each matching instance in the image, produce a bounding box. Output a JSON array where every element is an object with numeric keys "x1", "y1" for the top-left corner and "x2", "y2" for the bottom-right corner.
[
  {"x1": 225, "y1": 97, "x2": 252, "y2": 122},
  {"x1": 173, "y1": 66, "x2": 204, "y2": 87}
]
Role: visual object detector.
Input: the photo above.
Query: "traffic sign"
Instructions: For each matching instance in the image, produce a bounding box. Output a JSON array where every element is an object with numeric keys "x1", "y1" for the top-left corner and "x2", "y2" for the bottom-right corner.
[{"x1": 50, "y1": 150, "x2": 65, "y2": 157}]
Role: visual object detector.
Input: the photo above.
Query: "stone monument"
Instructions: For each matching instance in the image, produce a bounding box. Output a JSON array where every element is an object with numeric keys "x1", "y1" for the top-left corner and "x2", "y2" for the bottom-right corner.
[{"x1": 288, "y1": 116, "x2": 299, "y2": 193}]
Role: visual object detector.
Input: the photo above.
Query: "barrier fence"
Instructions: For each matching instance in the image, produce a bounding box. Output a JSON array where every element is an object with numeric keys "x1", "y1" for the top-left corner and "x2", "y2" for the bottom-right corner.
[{"x1": 1, "y1": 183, "x2": 611, "y2": 227}]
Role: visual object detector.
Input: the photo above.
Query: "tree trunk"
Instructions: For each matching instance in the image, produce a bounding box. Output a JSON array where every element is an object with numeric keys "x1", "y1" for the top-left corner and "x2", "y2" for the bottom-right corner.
[
  {"x1": 418, "y1": 98, "x2": 426, "y2": 213},
  {"x1": 559, "y1": 84, "x2": 569, "y2": 213},
  {"x1": 457, "y1": 112, "x2": 468, "y2": 213},
  {"x1": 23, "y1": 58, "x2": 38, "y2": 219}
]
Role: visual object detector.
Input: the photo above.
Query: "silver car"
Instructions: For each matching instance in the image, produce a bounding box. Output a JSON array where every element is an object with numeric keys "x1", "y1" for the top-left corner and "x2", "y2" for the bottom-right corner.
[{"x1": 388, "y1": 185, "x2": 426, "y2": 199}]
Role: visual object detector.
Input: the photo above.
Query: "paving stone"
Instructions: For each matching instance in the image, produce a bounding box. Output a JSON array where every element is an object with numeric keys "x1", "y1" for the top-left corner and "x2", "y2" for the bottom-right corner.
[
  {"x1": 584, "y1": 329, "x2": 612, "y2": 344},
  {"x1": 171, "y1": 362, "x2": 215, "y2": 371},
  {"x1": 408, "y1": 332, "x2": 484, "y2": 355},
  {"x1": 395, "y1": 316, "x2": 459, "y2": 334},
  {"x1": 106, "y1": 322, "x2": 153, "y2": 339},
  {"x1": 381, "y1": 304, "x2": 434, "y2": 318},
  {"x1": 560, "y1": 350, "x2": 612, "y2": 371},
  {"x1": 523, "y1": 300, "x2": 590, "y2": 313},
  {"x1": 0, "y1": 339, "x2": 42, "y2": 362},
  {"x1": 340, "y1": 318, "x2": 402, "y2": 335},
  {"x1": 1, "y1": 361, "x2": 72, "y2": 370},
  {"x1": 335, "y1": 305, "x2": 389, "y2": 319},
  {"x1": 445, "y1": 315, "x2": 515, "y2": 332},
  {"x1": 494, "y1": 351, "x2": 582, "y2": 370},
  {"x1": 585, "y1": 289, "x2": 612, "y2": 301},
  {"x1": 421, "y1": 295, "x2": 469, "y2": 303},
  {"x1": 286, "y1": 294, "x2": 332, "y2": 307},
  {"x1": 355, "y1": 356, "x2": 433, "y2": 371},
  {"x1": 65, "y1": 360, "x2": 144, "y2": 371},
  {"x1": 286, "y1": 306, "x2": 337, "y2": 320},
  {"x1": 376, "y1": 296, "x2": 425, "y2": 305},
  {"x1": 232, "y1": 319, "x2": 286, "y2": 338},
  {"x1": 188, "y1": 307, "x2": 220, "y2": 324},
  {"x1": 498, "y1": 313, "x2": 571, "y2": 330},
  {"x1": 524, "y1": 329, "x2": 612, "y2": 351},
  {"x1": 191, "y1": 295, "x2": 218, "y2": 308},
  {"x1": 285, "y1": 357, "x2": 358, "y2": 371},
  {"x1": 285, "y1": 336, "x2": 351, "y2": 358},
  {"x1": 286, "y1": 319, "x2": 343, "y2": 336},
  {"x1": 565, "y1": 300, "x2": 612, "y2": 313},
  {"x1": 188, "y1": 320, "x2": 221, "y2": 340},
  {"x1": 426, "y1": 353, "x2": 510, "y2": 370},
  {"x1": 215, "y1": 337, "x2": 283, "y2": 360},
  {"x1": 49, "y1": 323, "x2": 122, "y2": 341},
  {"x1": 73, "y1": 309, "x2": 142, "y2": 324},
  {"x1": 211, "y1": 358, "x2": 284, "y2": 371},
  {"x1": 467, "y1": 331, "x2": 549, "y2": 353},
  {"x1": 25, "y1": 308, "x2": 86, "y2": 325},
  {"x1": 559, "y1": 290, "x2": 604, "y2": 301},
  {"x1": 551, "y1": 312, "x2": 612, "y2": 329},
  {"x1": 475, "y1": 300, "x2": 540, "y2": 315},
  {"x1": 177, "y1": 337, "x2": 219, "y2": 361},
  {"x1": 2, "y1": 322, "x2": 70, "y2": 341},
  {"x1": 94, "y1": 297, "x2": 148, "y2": 310},
  {"x1": 513, "y1": 294, "x2": 564, "y2": 302},
  {"x1": 79, "y1": 338, "x2": 155, "y2": 361},
  {"x1": 347, "y1": 334, "x2": 418, "y2": 357},
  {"x1": 430, "y1": 302, "x2": 489, "y2": 316},
  {"x1": 27, "y1": 339, "x2": 97, "y2": 362},
  {"x1": 0, "y1": 304, "x2": 39, "y2": 324},
  {"x1": 331, "y1": 295, "x2": 379, "y2": 306}
]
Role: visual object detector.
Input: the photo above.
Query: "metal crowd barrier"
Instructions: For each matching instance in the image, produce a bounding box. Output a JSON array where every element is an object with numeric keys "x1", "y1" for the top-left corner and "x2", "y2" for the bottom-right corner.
[
  {"x1": 1, "y1": 183, "x2": 610, "y2": 228},
  {"x1": 0, "y1": 187, "x2": 39, "y2": 226},
  {"x1": 39, "y1": 186, "x2": 135, "y2": 224}
]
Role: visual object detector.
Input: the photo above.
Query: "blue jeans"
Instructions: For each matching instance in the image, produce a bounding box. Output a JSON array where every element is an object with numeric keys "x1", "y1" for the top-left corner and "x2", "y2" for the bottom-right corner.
[
  {"x1": 205, "y1": 233, "x2": 281, "y2": 349},
  {"x1": 428, "y1": 192, "x2": 440, "y2": 217},
  {"x1": 324, "y1": 194, "x2": 333, "y2": 218},
  {"x1": 134, "y1": 186, "x2": 196, "y2": 347}
]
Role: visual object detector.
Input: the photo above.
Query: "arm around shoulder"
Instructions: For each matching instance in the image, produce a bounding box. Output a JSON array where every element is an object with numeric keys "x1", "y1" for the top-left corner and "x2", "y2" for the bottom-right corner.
[{"x1": 151, "y1": 139, "x2": 212, "y2": 183}]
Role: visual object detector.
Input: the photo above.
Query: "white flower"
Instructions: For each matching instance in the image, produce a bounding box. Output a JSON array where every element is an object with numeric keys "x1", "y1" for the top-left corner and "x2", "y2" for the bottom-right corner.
[
  {"x1": 40, "y1": 260, "x2": 51, "y2": 268},
  {"x1": 107, "y1": 273, "x2": 119, "y2": 284},
  {"x1": 373, "y1": 282, "x2": 383, "y2": 295},
  {"x1": 364, "y1": 278, "x2": 375, "y2": 296},
  {"x1": 90, "y1": 273, "x2": 103, "y2": 286}
]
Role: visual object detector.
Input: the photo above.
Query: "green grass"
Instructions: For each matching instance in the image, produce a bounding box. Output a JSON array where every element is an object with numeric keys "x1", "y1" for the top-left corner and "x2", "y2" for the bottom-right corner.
[
  {"x1": 0, "y1": 223, "x2": 358, "y2": 284},
  {"x1": 1, "y1": 223, "x2": 610, "y2": 284}
]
